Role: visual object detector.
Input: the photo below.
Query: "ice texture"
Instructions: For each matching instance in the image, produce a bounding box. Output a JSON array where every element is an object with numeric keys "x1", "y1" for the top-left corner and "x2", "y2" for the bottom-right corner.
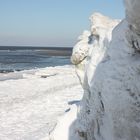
[
  {"x1": 51, "y1": 0, "x2": 140, "y2": 140},
  {"x1": 0, "y1": 65, "x2": 83, "y2": 140}
]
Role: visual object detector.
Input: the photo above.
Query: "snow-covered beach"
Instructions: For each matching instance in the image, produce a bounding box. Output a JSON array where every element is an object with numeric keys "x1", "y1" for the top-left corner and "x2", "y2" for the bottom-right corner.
[
  {"x1": 1, "y1": 0, "x2": 140, "y2": 140},
  {"x1": 0, "y1": 65, "x2": 83, "y2": 140}
]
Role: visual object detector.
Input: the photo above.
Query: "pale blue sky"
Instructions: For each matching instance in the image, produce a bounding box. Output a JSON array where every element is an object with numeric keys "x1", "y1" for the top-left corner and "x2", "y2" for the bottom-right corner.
[{"x1": 0, "y1": 0, "x2": 124, "y2": 47}]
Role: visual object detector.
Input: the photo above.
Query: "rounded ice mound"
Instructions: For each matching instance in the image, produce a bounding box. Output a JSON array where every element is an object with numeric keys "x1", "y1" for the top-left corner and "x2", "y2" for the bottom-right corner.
[{"x1": 71, "y1": 30, "x2": 91, "y2": 65}]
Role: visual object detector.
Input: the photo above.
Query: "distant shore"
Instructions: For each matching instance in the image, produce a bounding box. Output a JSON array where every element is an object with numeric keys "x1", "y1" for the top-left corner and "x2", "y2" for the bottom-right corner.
[
  {"x1": 0, "y1": 46, "x2": 72, "y2": 56},
  {"x1": 0, "y1": 46, "x2": 72, "y2": 51},
  {"x1": 36, "y1": 50, "x2": 72, "y2": 56}
]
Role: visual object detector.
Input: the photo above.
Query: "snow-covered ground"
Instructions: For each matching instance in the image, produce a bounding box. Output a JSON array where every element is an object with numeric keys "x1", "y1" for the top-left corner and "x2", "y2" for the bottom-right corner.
[{"x1": 0, "y1": 65, "x2": 83, "y2": 140}]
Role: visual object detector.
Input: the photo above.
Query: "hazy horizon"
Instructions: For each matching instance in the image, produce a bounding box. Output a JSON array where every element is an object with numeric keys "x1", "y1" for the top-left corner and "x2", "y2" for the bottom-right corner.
[{"x1": 0, "y1": 0, "x2": 124, "y2": 47}]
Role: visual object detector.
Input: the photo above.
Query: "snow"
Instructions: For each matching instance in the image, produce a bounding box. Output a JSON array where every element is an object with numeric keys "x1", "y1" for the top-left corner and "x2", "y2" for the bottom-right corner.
[
  {"x1": 51, "y1": 1, "x2": 140, "y2": 140},
  {"x1": 2, "y1": 1, "x2": 140, "y2": 139},
  {"x1": 0, "y1": 65, "x2": 83, "y2": 140},
  {"x1": 49, "y1": 105, "x2": 78, "y2": 140}
]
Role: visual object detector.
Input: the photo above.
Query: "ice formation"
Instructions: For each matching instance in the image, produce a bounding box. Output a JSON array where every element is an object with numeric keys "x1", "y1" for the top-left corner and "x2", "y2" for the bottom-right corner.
[
  {"x1": 71, "y1": 13, "x2": 119, "y2": 86},
  {"x1": 51, "y1": 0, "x2": 140, "y2": 140}
]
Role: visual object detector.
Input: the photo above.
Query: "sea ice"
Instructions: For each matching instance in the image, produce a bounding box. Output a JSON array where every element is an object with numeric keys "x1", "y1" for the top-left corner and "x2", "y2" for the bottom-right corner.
[{"x1": 0, "y1": 65, "x2": 83, "y2": 140}]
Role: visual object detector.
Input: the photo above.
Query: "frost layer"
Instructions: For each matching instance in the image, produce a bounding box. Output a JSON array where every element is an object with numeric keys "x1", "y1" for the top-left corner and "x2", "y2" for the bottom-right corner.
[{"x1": 70, "y1": 0, "x2": 140, "y2": 140}]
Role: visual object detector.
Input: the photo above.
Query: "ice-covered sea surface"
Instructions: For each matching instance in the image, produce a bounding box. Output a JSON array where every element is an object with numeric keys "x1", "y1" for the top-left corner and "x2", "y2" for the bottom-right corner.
[
  {"x1": 0, "y1": 49, "x2": 71, "y2": 73},
  {"x1": 0, "y1": 49, "x2": 83, "y2": 140}
]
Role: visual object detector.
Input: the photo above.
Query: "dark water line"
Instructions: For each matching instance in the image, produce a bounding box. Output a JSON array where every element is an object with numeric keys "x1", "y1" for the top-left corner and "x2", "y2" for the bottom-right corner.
[{"x1": 0, "y1": 46, "x2": 72, "y2": 51}]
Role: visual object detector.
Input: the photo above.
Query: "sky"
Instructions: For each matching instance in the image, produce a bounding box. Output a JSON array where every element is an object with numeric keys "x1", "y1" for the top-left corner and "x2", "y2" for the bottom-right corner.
[{"x1": 0, "y1": 0, "x2": 124, "y2": 47}]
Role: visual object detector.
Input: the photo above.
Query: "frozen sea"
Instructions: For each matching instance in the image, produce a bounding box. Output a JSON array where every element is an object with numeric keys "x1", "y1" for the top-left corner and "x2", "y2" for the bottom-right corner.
[
  {"x1": 0, "y1": 48, "x2": 72, "y2": 74},
  {"x1": 0, "y1": 48, "x2": 83, "y2": 140}
]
